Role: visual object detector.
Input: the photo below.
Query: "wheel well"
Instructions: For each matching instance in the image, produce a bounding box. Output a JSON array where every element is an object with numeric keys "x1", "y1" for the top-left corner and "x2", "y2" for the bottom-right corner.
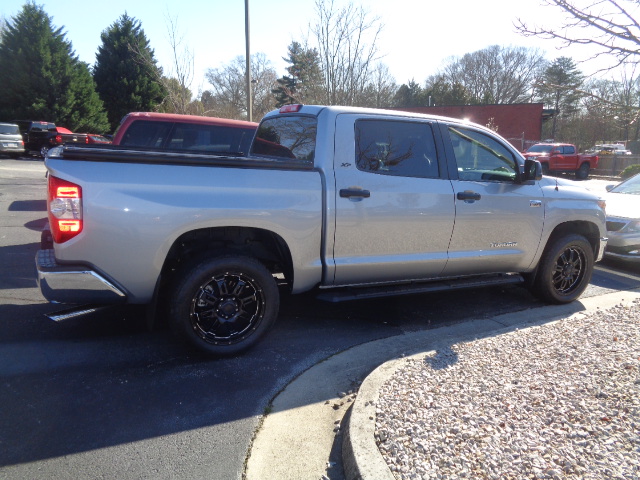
[
  {"x1": 161, "y1": 227, "x2": 294, "y2": 288},
  {"x1": 547, "y1": 221, "x2": 600, "y2": 256}
]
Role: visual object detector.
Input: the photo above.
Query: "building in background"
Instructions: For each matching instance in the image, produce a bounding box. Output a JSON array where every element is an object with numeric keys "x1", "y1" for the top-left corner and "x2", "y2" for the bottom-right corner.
[{"x1": 393, "y1": 104, "x2": 554, "y2": 152}]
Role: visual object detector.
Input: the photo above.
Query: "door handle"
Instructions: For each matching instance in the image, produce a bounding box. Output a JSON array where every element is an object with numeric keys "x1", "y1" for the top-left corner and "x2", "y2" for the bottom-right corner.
[
  {"x1": 340, "y1": 188, "x2": 371, "y2": 198},
  {"x1": 456, "y1": 191, "x2": 481, "y2": 201}
]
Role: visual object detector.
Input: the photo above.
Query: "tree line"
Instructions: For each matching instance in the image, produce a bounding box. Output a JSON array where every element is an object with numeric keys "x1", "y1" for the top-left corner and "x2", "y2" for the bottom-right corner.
[{"x1": 1, "y1": 0, "x2": 640, "y2": 151}]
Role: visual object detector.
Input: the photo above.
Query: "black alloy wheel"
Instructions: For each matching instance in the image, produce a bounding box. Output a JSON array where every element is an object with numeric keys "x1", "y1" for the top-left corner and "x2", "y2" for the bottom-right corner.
[
  {"x1": 169, "y1": 255, "x2": 279, "y2": 355},
  {"x1": 531, "y1": 233, "x2": 594, "y2": 304}
]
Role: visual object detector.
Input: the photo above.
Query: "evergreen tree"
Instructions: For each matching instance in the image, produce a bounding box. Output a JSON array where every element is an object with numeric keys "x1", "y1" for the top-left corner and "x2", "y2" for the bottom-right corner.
[
  {"x1": 538, "y1": 57, "x2": 584, "y2": 139},
  {"x1": 272, "y1": 42, "x2": 323, "y2": 107},
  {"x1": 393, "y1": 80, "x2": 427, "y2": 107},
  {"x1": 0, "y1": 2, "x2": 108, "y2": 131},
  {"x1": 93, "y1": 13, "x2": 166, "y2": 131},
  {"x1": 424, "y1": 75, "x2": 476, "y2": 106}
]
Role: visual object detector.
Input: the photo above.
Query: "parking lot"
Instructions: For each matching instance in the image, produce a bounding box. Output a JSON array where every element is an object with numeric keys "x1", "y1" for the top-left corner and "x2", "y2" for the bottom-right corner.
[{"x1": 0, "y1": 156, "x2": 639, "y2": 479}]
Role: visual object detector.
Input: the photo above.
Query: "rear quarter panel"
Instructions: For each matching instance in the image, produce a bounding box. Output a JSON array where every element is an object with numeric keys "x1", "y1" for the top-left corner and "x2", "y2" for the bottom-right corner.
[{"x1": 46, "y1": 159, "x2": 324, "y2": 302}]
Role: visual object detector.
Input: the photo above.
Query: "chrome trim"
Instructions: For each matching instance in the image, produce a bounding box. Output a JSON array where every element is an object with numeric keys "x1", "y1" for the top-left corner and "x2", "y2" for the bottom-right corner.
[
  {"x1": 36, "y1": 250, "x2": 127, "y2": 304},
  {"x1": 596, "y1": 237, "x2": 608, "y2": 262},
  {"x1": 529, "y1": 200, "x2": 542, "y2": 208}
]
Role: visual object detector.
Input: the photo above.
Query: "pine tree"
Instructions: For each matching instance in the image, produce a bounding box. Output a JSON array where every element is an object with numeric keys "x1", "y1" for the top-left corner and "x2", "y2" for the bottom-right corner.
[
  {"x1": 538, "y1": 57, "x2": 584, "y2": 139},
  {"x1": 93, "y1": 13, "x2": 166, "y2": 131},
  {"x1": 0, "y1": 2, "x2": 108, "y2": 131},
  {"x1": 272, "y1": 42, "x2": 323, "y2": 107}
]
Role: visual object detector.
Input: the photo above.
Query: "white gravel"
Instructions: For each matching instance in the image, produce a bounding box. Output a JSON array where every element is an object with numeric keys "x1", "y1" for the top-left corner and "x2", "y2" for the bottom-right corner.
[{"x1": 375, "y1": 300, "x2": 640, "y2": 480}]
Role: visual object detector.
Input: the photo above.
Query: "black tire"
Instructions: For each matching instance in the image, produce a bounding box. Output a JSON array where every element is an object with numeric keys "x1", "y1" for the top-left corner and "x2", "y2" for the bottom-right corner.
[
  {"x1": 575, "y1": 162, "x2": 590, "y2": 180},
  {"x1": 541, "y1": 163, "x2": 550, "y2": 176},
  {"x1": 40, "y1": 145, "x2": 49, "y2": 158},
  {"x1": 168, "y1": 255, "x2": 279, "y2": 356},
  {"x1": 531, "y1": 233, "x2": 594, "y2": 304}
]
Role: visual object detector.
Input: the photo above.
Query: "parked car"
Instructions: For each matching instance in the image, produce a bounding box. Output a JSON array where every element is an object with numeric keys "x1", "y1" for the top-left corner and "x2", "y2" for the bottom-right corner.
[
  {"x1": 0, "y1": 122, "x2": 25, "y2": 158},
  {"x1": 591, "y1": 143, "x2": 633, "y2": 155},
  {"x1": 86, "y1": 134, "x2": 111, "y2": 144},
  {"x1": 13, "y1": 120, "x2": 96, "y2": 157},
  {"x1": 604, "y1": 173, "x2": 640, "y2": 262},
  {"x1": 524, "y1": 143, "x2": 599, "y2": 179},
  {"x1": 112, "y1": 112, "x2": 258, "y2": 155}
]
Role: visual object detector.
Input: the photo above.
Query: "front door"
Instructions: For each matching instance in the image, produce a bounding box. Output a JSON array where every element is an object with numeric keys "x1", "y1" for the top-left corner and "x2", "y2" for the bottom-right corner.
[{"x1": 441, "y1": 123, "x2": 545, "y2": 276}]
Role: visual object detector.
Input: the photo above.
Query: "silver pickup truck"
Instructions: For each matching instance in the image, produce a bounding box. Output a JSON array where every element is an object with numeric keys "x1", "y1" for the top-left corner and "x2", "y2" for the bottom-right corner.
[{"x1": 36, "y1": 105, "x2": 608, "y2": 355}]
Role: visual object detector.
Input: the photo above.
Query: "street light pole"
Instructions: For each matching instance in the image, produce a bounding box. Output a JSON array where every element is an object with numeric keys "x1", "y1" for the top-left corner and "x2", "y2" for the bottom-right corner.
[{"x1": 245, "y1": 0, "x2": 253, "y2": 122}]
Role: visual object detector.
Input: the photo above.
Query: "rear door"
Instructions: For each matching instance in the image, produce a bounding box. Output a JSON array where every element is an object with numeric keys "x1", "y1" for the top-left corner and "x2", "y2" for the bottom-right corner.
[
  {"x1": 331, "y1": 114, "x2": 455, "y2": 286},
  {"x1": 440, "y1": 123, "x2": 545, "y2": 276}
]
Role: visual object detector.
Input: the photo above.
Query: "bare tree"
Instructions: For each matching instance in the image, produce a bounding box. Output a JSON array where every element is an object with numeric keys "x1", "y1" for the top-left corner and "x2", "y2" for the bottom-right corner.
[
  {"x1": 205, "y1": 53, "x2": 277, "y2": 121},
  {"x1": 516, "y1": 0, "x2": 640, "y2": 70},
  {"x1": 360, "y1": 63, "x2": 397, "y2": 107},
  {"x1": 159, "y1": 14, "x2": 195, "y2": 114},
  {"x1": 440, "y1": 45, "x2": 546, "y2": 104},
  {"x1": 310, "y1": 0, "x2": 383, "y2": 105}
]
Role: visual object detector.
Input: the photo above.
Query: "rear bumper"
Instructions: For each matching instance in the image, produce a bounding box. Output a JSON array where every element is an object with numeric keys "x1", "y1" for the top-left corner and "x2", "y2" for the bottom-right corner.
[{"x1": 36, "y1": 249, "x2": 127, "y2": 304}]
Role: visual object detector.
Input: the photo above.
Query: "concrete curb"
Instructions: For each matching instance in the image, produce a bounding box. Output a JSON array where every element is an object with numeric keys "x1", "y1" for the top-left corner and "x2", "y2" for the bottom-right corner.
[
  {"x1": 244, "y1": 288, "x2": 640, "y2": 480},
  {"x1": 342, "y1": 289, "x2": 640, "y2": 480}
]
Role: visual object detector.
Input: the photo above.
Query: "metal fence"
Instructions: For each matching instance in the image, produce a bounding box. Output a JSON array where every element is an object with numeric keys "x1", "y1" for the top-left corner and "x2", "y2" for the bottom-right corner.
[{"x1": 592, "y1": 155, "x2": 640, "y2": 177}]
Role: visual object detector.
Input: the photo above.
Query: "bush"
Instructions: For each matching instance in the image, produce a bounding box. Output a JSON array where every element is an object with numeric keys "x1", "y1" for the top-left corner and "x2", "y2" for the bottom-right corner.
[{"x1": 620, "y1": 164, "x2": 640, "y2": 179}]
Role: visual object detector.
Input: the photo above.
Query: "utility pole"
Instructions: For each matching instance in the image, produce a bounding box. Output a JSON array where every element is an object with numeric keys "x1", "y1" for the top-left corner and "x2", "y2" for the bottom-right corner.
[{"x1": 245, "y1": 0, "x2": 253, "y2": 122}]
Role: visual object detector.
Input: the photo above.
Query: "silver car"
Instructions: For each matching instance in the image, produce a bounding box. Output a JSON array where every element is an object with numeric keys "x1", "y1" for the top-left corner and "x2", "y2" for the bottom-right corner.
[
  {"x1": 604, "y1": 173, "x2": 640, "y2": 262},
  {"x1": 0, "y1": 123, "x2": 25, "y2": 158}
]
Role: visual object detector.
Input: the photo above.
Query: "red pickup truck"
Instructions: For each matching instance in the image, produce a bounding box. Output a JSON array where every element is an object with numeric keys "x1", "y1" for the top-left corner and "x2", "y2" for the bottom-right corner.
[{"x1": 524, "y1": 143, "x2": 599, "y2": 179}]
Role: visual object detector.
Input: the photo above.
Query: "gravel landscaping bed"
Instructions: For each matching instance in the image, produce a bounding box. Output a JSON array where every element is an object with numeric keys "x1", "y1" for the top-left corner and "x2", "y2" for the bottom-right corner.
[{"x1": 375, "y1": 300, "x2": 640, "y2": 480}]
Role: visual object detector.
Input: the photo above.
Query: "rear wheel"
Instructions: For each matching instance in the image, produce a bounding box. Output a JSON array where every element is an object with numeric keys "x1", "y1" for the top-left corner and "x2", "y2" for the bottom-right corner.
[
  {"x1": 575, "y1": 162, "x2": 590, "y2": 180},
  {"x1": 168, "y1": 255, "x2": 279, "y2": 356},
  {"x1": 40, "y1": 145, "x2": 49, "y2": 158},
  {"x1": 531, "y1": 233, "x2": 593, "y2": 304}
]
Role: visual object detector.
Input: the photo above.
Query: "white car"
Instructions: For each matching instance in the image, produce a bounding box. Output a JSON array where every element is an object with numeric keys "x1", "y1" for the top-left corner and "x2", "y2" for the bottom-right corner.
[{"x1": 604, "y1": 173, "x2": 640, "y2": 262}]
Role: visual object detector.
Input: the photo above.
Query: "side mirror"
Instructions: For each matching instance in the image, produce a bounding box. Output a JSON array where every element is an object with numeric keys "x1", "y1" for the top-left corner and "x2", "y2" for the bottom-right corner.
[
  {"x1": 605, "y1": 184, "x2": 615, "y2": 192},
  {"x1": 522, "y1": 159, "x2": 542, "y2": 182}
]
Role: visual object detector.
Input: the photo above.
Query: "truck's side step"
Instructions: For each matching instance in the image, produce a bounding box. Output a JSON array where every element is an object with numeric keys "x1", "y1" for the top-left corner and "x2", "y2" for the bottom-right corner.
[{"x1": 315, "y1": 273, "x2": 524, "y2": 303}]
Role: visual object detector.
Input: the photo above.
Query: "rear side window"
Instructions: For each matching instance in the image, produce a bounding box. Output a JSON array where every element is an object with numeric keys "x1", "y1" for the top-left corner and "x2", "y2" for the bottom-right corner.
[
  {"x1": 168, "y1": 123, "x2": 255, "y2": 154},
  {"x1": 355, "y1": 120, "x2": 439, "y2": 178},
  {"x1": 119, "y1": 120, "x2": 172, "y2": 148},
  {"x1": 119, "y1": 120, "x2": 255, "y2": 154},
  {"x1": 563, "y1": 145, "x2": 576, "y2": 154},
  {"x1": 251, "y1": 116, "x2": 316, "y2": 164}
]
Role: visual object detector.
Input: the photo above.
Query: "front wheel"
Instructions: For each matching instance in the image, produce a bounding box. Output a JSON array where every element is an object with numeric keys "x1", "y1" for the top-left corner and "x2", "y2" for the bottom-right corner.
[
  {"x1": 40, "y1": 145, "x2": 49, "y2": 158},
  {"x1": 541, "y1": 163, "x2": 550, "y2": 176},
  {"x1": 530, "y1": 233, "x2": 594, "y2": 304},
  {"x1": 168, "y1": 255, "x2": 279, "y2": 356}
]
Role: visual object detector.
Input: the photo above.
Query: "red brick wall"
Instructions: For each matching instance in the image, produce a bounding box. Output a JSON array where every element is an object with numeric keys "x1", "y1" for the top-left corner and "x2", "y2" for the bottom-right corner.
[{"x1": 392, "y1": 104, "x2": 544, "y2": 151}]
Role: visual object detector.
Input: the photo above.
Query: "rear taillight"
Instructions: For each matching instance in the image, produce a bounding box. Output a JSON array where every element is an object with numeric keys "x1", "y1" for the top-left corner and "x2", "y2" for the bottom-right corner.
[{"x1": 48, "y1": 176, "x2": 82, "y2": 243}]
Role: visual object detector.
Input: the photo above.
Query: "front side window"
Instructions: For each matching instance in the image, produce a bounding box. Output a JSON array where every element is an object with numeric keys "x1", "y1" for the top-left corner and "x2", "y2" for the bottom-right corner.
[
  {"x1": 449, "y1": 126, "x2": 517, "y2": 182},
  {"x1": 251, "y1": 116, "x2": 316, "y2": 164},
  {"x1": 355, "y1": 120, "x2": 439, "y2": 178}
]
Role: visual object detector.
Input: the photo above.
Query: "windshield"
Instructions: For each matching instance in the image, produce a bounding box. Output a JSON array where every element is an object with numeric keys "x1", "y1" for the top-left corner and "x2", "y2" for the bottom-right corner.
[
  {"x1": 611, "y1": 174, "x2": 640, "y2": 195},
  {"x1": 526, "y1": 144, "x2": 553, "y2": 153}
]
